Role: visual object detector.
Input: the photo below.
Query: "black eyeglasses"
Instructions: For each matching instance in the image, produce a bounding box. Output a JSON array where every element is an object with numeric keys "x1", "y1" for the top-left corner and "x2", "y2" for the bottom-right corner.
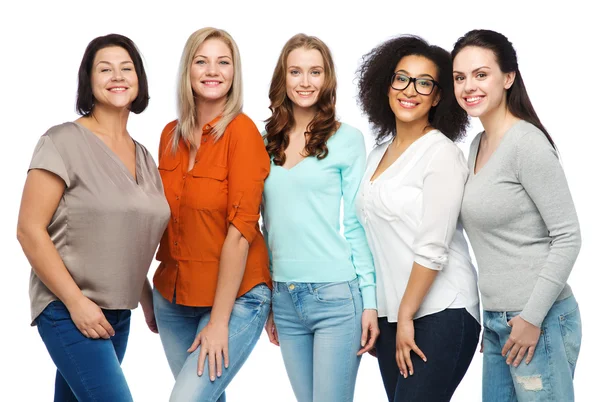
[{"x1": 390, "y1": 73, "x2": 439, "y2": 96}]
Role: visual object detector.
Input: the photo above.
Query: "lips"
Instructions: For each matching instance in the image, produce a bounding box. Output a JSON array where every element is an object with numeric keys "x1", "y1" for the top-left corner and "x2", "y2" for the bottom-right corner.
[
  {"x1": 398, "y1": 99, "x2": 418, "y2": 109},
  {"x1": 201, "y1": 80, "x2": 222, "y2": 87},
  {"x1": 464, "y1": 95, "x2": 485, "y2": 106},
  {"x1": 296, "y1": 90, "x2": 315, "y2": 97},
  {"x1": 107, "y1": 86, "x2": 128, "y2": 92}
]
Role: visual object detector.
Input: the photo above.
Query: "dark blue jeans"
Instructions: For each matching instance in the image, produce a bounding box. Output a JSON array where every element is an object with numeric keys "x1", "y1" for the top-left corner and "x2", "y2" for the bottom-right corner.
[
  {"x1": 376, "y1": 308, "x2": 480, "y2": 402},
  {"x1": 36, "y1": 300, "x2": 133, "y2": 402}
]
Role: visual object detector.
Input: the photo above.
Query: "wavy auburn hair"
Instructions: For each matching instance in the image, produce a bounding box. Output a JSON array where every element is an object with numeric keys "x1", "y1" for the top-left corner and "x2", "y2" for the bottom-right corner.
[{"x1": 265, "y1": 34, "x2": 338, "y2": 165}]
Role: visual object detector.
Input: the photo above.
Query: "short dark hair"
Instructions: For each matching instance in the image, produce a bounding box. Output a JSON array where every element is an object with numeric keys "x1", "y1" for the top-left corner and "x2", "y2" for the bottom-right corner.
[
  {"x1": 76, "y1": 34, "x2": 149, "y2": 116},
  {"x1": 357, "y1": 35, "x2": 468, "y2": 144},
  {"x1": 451, "y1": 29, "x2": 554, "y2": 147}
]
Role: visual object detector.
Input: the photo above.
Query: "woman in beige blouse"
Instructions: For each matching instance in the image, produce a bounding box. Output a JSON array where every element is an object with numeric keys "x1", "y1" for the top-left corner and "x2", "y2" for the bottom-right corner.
[{"x1": 16, "y1": 34, "x2": 170, "y2": 402}]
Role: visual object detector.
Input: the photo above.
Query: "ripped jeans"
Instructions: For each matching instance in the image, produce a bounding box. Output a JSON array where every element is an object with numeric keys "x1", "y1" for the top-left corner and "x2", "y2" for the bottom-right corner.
[{"x1": 482, "y1": 295, "x2": 582, "y2": 402}]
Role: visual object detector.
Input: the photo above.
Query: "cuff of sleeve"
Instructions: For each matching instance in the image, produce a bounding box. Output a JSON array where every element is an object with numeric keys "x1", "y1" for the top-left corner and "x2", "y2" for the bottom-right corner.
[
  {"x1": 360, "y1": 286, "x2": 377, "y2": 310},
  {"x1": 230, "y1": 215, "x2": 258, "y2": 244},
  {"x1": 520, "y1": 277, "x2": 565, "y2": 327},
  {"x1": 414, "y1": 255, "x2": 446, "y2": 271}
]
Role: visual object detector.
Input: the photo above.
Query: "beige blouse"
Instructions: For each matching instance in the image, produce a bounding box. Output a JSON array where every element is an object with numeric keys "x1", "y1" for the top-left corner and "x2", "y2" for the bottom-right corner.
[{"x1": 27, "y1": 122, "x2": 170, "y2": 324}]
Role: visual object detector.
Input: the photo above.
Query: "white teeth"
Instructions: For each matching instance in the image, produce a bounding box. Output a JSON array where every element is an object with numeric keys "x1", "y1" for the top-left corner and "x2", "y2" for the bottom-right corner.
[
  {"x1": 109, "y1": 88, "x2": 126, "y2": 92},
  {"x1": 400, "y1": 100, "x2": 416, "y2": 107},
  {"x1": 466, "y1": 96, "x2": 482, "y2": 102},
  {"x1": 298, "y1": 91, "x2": 312, "y2": 95}
]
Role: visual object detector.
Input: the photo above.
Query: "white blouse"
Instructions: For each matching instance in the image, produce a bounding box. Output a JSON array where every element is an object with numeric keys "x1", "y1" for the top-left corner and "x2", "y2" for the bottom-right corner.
[{"x1": 356, "y1": 130, "x2": 480, "y2": 323}]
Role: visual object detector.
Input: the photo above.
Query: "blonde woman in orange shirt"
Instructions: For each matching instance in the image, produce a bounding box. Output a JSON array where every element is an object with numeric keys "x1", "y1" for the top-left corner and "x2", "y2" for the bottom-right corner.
[{"x1": 152, "y1": 27, "x2": 272, "y2": 402}]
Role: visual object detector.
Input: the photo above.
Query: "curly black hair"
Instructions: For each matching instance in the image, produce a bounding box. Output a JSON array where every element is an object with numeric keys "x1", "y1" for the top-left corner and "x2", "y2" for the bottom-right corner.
[{"x1": 357, "y1": 35, "x2": 468, "y2": 144}]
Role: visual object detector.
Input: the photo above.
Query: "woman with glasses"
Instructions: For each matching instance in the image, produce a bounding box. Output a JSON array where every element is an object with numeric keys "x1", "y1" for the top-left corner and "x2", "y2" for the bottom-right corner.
[
  {"x1": 261, "y1": 33, "x2": 379, "y2": 402},
  {"x1": 356, "y1": 35, "x2": 481, "y2": 402},
  {"x1": 452, "y1": 30, "x2": 581, "y2": 402}
]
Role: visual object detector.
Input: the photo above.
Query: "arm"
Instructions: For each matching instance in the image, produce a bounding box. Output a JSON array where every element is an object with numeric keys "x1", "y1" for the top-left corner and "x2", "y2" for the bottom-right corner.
[
  {"x1": 139, "y1": 278, "x2": 158, "y2": 333},
  {"x1": 503, "y1": 131, "x2": 581, "y2": 367},
  {"x1": 17, "y1": 166, "x2": 114, "y2": 339},
  {"x1": 396, "y1": 143, "x2": 468, "y2": 376},
  {"x1": 340, "y1": 129, "x2": 379, "y2": 354},
  {"x1": 189, "y1": 119, "x2": 270, "y2": 381}
]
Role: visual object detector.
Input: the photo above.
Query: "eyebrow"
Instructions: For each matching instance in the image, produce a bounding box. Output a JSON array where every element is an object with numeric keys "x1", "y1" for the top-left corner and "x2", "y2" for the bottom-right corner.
[
  {"x1": 396, "y1": 69, "x2": 435, "y2": 79},
  {"x1": 193, "y1": 55, "x2": 232, "y2": 60},
  {"x1": 453, "y1": 66, "x2": 491, "y2": 74},
  {"x1": 288, "y1": 65, "x2": 324, "y2": 69},
  {"x1": 96, "y1": 60, "x2": 133, "y2": 66}
]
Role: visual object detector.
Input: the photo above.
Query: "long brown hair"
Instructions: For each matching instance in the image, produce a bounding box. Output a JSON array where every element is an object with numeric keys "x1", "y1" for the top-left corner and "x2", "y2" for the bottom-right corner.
[{"x1": 265, "y1": 34, "x2": 338, "y2": 165}]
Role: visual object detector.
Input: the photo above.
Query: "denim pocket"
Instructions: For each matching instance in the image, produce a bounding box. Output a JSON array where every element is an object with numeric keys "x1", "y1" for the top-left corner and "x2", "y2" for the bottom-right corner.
[
  {"x1": 314, "y1": 282, "x2": 353, "y2": 303},
  {"x1": 558, "y1": 305, "x2": 582, "y2": 367}
]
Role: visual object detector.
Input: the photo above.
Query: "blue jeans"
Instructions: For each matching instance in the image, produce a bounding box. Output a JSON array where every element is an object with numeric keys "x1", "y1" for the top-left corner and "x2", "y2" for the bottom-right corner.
[
  {"x1": 482, "y1": 295, "x2": 582, "y2": 402},
  {"x1": 153, "y1": 284, "x2": 271, "y2": 402},
  {"x1": 272, "y1": 278, "x2": 363, "y2": 402},
  {"x1": 36, "y1": 300, "x2": 133, "y2": 402},
  {"x1": 375, "y1": 308, "x2": 480, "y2": 402}
]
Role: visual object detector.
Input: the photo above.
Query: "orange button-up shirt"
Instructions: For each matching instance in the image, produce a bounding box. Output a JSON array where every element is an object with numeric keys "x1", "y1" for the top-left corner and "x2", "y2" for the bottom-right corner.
[{"x1": 153, "y1": 113, "x2": 271, "y2": 306}]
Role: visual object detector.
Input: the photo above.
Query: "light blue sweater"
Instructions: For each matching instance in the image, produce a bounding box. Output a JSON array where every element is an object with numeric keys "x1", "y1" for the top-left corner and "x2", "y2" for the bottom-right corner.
[{"x1": 262, "y1": 123, "x2": 377, "y2": 309}]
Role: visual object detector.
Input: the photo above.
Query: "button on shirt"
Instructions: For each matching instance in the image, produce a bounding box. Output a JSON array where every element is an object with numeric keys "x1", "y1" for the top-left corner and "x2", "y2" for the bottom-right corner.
[
  {"x1": 153, "y1": 114, "x2": 271, "y2": 306},
  {"x1": 356, "y1": 131, "x2": 480, "y2": 322}
]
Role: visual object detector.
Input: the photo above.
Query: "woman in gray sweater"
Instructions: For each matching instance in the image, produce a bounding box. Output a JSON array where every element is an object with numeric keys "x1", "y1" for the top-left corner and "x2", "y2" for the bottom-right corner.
[{"x1": 451, "y1": 30, "x2": 582, "y2": 402}]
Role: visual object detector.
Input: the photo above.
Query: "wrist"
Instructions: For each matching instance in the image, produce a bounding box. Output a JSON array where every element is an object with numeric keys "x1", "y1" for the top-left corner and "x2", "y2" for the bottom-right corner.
[{"x1": 62, "y1": 291, "x2": 85, "y2": 310}]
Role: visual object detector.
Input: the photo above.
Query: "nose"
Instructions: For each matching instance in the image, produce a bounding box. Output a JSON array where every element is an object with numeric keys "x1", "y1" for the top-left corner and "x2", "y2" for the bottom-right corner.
[
  {"x1": 111, "y1": 69, "x2": 124, "y2": 81},
  {"x1": 206, "y1": 61, "x2": 218, "y2": 76},
  {"x1": 300, "y1": 73, "x2": 310, "y2": 87},
  {"x1": 463, "y1": 77, "x2": 476, "y2": 93},
  {"x1": 402, "y1": 80, "x2": 417, "y2": 97}
]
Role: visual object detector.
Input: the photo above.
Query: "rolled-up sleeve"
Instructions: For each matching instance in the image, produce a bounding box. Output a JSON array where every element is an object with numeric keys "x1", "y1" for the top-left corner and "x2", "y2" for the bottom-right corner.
[
  {"x1": 227, "y1": 119, "x2": 270, "y2": 244},
  {"x1": 413, "y1": 143, "x2": 468, "y2": 270}
]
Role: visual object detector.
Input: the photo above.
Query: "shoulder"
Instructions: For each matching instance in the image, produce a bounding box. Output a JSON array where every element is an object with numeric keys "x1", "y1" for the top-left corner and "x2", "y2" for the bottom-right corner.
[
  {"x1": 228, "y1": 113, "x2": 260, "y2": 133},
  {"x1": 427, "y1": 131, "x2": 468, "y2": 171},
  {"x1": 43, "y1": 122, "x2": 84, "y2": 145},
  {"x1": 160, "y1": 120, "x2": 178, "y2": 140},
  {"x1": 334, "y1": 122, "x2": 364, "y2": 142},
  {"x1": 511, "y1": 121, "x2": 555, "y2": 153}
]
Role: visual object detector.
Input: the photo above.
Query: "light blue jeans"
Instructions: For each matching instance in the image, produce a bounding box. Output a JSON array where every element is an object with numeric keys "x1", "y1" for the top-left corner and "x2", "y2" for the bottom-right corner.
[
  {"x1": 272, "y1": 278, "x2": 363, "y2": 402},
  {"x1": 153, "y1": 284, "x2": 271, "y2": 402},
  {"x1": 482, "y1": 295, "x2": 582, "y2": 401}
]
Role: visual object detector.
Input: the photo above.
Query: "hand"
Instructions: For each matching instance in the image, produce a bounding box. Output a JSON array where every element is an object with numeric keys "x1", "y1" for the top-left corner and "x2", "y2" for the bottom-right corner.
[
  {"x1": 143, "y1": 305, "x2": 158, "y2": 334},
  {"x1": 140, "y1": 290, "x2": 158, "y2": 334},
  {"x1": 368, "y1": 346, "x2": 377, "y2": 358},
  {"x1": 66, "y1": 296, "x2": 115, "y2": 339},
  {"x1": 188, "y1": 321, "x2": 229, "y2": 381},
  {"x1": 480, "y1": 337, "x2": 484, "y2": 353},
  {"x1": 264, "y1": 311, "x2": 279, "y2": 346},
  {"x1": 502, "y1": 315, "x2": 541, "y2": 367},
  {"x1": 358, "y1": 309, "x2": 379, "y2": 356},
  {"x1": 396, "y1": 318, "x2": 427, "y2": 378}
]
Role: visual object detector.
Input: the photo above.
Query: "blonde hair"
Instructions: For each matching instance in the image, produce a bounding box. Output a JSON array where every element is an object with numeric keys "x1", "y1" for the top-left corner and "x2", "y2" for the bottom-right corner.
[{"x1": 172, "y1": 27, "x2": 243, "y2": 152}]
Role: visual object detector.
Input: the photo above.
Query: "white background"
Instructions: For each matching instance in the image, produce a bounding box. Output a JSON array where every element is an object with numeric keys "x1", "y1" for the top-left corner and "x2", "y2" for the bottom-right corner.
[{"x1": 1, "y1": 1, "x2": 597, "y2": 400}]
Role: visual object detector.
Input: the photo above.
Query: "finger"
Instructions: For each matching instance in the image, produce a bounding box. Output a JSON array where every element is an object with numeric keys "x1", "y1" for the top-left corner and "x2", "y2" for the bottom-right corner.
[
  {"x1": 224, "y1": 345, "x2": 229, "y2": 369},
  {"x1": 480, "y1": 340, "x2": 484, "y2": 353},
  {"x1": 197, "y1": 344, "x2": 207, "y2": 376},
  {"x1": 525, "y1": 345, "x2": 536, "y2": 365},
  {"x1": 94, "y1": 324, "x2": 110, "y2": 340},
  {"x1": 216, "y1": 349, "x2": 223, "y2": 378},
  {"x1": 81, "y1": 329, "x2": 90, "y2": 338},
  {"x1": 512, "y1": 344, "x2": 528, "y2": 367},
  {"x1": 266, "y1": 324, "x2": 277, "y2": 344},
  {"x1": 505, "y1": 344, "x2": 521, "y2": 365},
  {"x1": 87, "y1": 328, "x2": 100, "y2": 339},
  {"x1": 411, "y1": 342, "x2": 427, "y2": 362},
  {"x1": 272, "y1": 327, "x2": 279, "y2": 347},
  {"x1": 396, "y1": 347, "x2": 407, "y2": 378},
  {"x1": 501, "y1": 338, "x2": 515, "y2": 357},
  {"x1": 208, "y1": 349, "x2": 217, "y2": 381},
  {"x1": 99, "y1": 317, "x2": 115, "y2": 337},
  {"x1": 188, "y1": 335, "x2": 201, "y2": 353},
  {"x1": 404, "y1": 347, "x2": 414, "y2": 376},
  {"x1": 360, "y1": 324, "x2": 368, "y2": 348},
  {"x1": 359, "y1": 328, "x2": 378, "y2": 356}
]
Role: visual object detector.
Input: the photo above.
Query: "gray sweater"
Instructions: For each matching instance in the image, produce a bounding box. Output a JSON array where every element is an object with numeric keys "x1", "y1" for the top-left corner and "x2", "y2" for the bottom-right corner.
[{"x1": 461, "y1": 120, "x2": 581, "y2": 327}]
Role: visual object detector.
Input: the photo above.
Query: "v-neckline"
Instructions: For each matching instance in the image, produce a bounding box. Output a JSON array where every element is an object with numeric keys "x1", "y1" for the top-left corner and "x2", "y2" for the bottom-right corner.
[
  {"x1": 472, "y1": 120, "x2": 522, "y2": 177},
  {"x1": 73, "y1": 121, "x2": 140, "y2": 184},
  {"x1": 370, "y1": 130, "x2": 436, "y2": 183},
  {"x1": 277, "y1": 156, "x2": 309, "y2": 172}
]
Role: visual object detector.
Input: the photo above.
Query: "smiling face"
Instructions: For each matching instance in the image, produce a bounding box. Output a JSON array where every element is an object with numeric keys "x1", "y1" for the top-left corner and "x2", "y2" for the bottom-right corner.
[
  {"x1": 190, "y1": 38, "x2": 234, "y2": 103},
  {"x1": 285, "y1": 47, "x2": 325, "y2": 111},
  {"x1": 387, "y1": 55, "x2": 440, "y2": 126},
  {"x1": 452, "y1": 46, "x2": 515, "y2": 118},
  {"x1": 90, "y1": 46, "x2": 138, "y2": 110}
]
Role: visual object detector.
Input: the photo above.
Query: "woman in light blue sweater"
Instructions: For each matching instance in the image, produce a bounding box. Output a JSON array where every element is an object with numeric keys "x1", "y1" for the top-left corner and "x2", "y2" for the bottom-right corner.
[
  {"x1": 452, "y1": 30, "x2": 582, "y2": 402},
  {"x1": 261, "y1": 33, "x2": 379, "y2": 402}
]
